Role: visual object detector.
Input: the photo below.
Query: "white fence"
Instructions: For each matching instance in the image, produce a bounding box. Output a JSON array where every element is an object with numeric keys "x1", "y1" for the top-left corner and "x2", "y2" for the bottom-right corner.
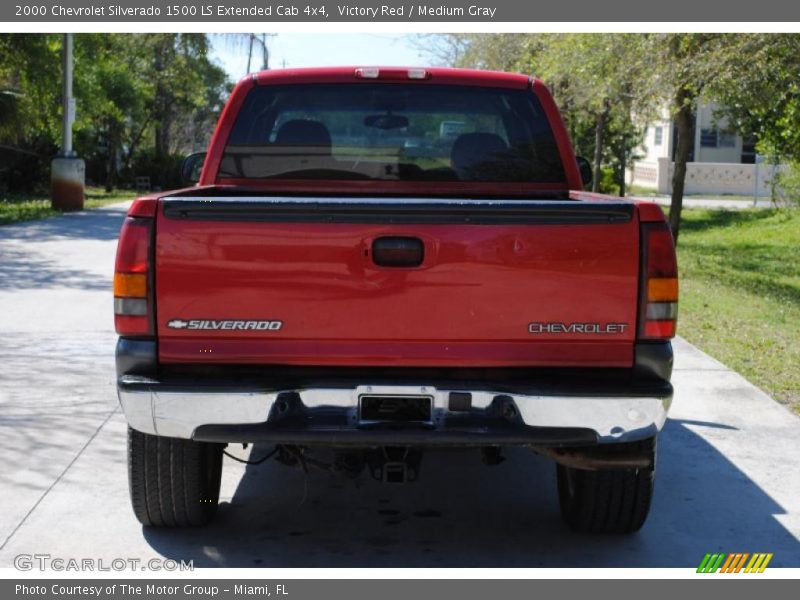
[{"x1": 629, "y1": 157, "x2": 789, "y2": 197}]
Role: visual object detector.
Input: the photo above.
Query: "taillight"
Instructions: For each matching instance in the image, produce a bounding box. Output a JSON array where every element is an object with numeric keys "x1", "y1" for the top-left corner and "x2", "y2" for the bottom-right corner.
[
  {"x1": 639, "y1": 223, "x2": 678, "y2": 340},
  {"x1": 114, "y1": 216, "x2": 154, "y2": 336}
]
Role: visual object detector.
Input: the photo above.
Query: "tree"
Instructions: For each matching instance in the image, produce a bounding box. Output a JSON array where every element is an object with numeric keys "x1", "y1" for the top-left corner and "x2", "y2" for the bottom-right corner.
[
  {"x1": 75, "y1": 34, "x2": 228, "y2": 189},
  {"x1": 144, "y1": 34, "x2": 226, "y2": 161},
  {"x1": 647, "y1": 34, "x2": 723, "y2": 241},
  {"x1": 416, "y1": 34, "x2": 532, "y2": 71},
  {"x1": 73, "y1": 35, "x2": 151, "y2": 190},
  {"x1": 0, "y1": 33, "x2": 230, "y2": 193},
  {"x1": 706, "y1": 34, "x2": 800, "y2": 162},
  {"x1": 0, "y1": 34, "x2": 61, "y2": 190},
  {"x1": 605, "y1": 112, "x2": 645, "y2": 197},
  {"x1": 0, "y1": 89, "x2": 21, "y2": 137},
  {"x1": 0, "y1": 34, "x2": 61, "y2": 145},
  {"x1": 535, "y1": 35, "x2": 658, "y2": 193}
]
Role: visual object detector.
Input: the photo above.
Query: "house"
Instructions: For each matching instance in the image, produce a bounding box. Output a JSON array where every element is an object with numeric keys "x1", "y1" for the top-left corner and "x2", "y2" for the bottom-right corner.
[{"x1": 629, "y1": 101, "x2": 785, "y2": 196}]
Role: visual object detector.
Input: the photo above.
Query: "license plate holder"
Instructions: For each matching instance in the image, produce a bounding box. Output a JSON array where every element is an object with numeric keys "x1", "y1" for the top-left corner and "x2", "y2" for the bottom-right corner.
[{"x1": 358, "y1": 394, "x2": 433, "y2": 425}]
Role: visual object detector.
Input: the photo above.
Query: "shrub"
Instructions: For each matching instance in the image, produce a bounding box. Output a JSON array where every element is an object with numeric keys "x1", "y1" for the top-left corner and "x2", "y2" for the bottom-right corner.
[
  {"x1": 123, "y1": 149, "x2": 185, "y2": 191},
  {"x1": 775, "y1": 161, "x2": 800, "y2": 208},
  {"x1": 598, "y1": 166, "x2": 620, "y2": 196}
]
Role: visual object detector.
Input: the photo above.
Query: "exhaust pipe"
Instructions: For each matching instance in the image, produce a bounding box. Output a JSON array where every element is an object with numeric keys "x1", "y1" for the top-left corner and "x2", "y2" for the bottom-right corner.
[{"x1": 534, "y1": 446, "x2": 653, "y2": 471}]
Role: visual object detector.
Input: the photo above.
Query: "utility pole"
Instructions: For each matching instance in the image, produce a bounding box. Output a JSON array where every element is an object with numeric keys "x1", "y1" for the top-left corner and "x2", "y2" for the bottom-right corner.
[
  {"x1": 245, "y1": 33, "x2": 276, "y2": 73},
  {"x1": 246, "y1": 34, "x2": 254, "y2": 74},
  {"x1": 62, "y1": 32, "x2": 74, "y2": 157},
  {"x1": 51, "y1": 33, "x2": 84, "y2": 211}
]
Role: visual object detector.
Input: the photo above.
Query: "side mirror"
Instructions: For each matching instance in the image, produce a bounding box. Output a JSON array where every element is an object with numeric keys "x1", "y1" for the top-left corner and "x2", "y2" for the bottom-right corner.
[
  {"x1": 181, "y1": 152, "x2": 206, "y2": 185},
  {"x1": 576, "y1": 156, "x2": 593, "y2": 188}
]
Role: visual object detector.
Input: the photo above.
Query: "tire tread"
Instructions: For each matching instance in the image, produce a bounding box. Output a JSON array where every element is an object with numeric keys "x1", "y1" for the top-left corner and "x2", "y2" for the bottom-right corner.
[{"x1": 127, "y1": 427, "x2": 222, "y2": 527}]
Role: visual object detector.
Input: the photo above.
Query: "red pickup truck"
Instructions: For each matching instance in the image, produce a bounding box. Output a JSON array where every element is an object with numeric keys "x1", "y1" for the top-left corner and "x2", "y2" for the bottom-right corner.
[{"x1": 114, "y1": 67, "x2": 678, "y2": 534}]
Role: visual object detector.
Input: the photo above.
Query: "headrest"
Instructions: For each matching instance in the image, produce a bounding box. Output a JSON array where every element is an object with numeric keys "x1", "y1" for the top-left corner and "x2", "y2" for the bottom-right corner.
[
  {"x1": 275, "y1": 119, "x2": 332, "y2": 153},
  {"x1": 450, "y1": 133, "x2": 508, "y2": 179}
]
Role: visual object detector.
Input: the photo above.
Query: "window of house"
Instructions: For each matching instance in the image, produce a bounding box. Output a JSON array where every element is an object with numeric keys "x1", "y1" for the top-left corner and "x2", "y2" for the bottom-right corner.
[
  {"x1": 741, "y1": 136, "x2": 757, "y2": 164},
  {"x1": 718, "y1": 132, "x2": 736, "y2": 148},
  {"x1": 654, "y1": 126, "x2": 663, "y2": 146},
  {"x1": 700, "y1": 129, "x2": 718, "y2": 148}
]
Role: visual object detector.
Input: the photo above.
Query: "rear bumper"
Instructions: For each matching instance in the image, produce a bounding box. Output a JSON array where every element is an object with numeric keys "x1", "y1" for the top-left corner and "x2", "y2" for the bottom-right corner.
[
  {"x1": 117, "y1": 378, "x2": 671, "y2": 447},
  {"x1": 116, "y1": 338, "x2": 673, "y2": 447}
]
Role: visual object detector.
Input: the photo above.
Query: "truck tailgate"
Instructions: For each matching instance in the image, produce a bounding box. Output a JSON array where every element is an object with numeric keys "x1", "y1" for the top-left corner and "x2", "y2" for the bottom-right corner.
[{"x1": 155, "y1": 198, "x2": 640, "y2": 367}]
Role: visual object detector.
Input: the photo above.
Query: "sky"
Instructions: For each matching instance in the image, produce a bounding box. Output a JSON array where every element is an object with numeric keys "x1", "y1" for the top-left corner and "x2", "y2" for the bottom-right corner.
[{"x1": 210, "y1": 34, "x2": 431, "y2": 81}]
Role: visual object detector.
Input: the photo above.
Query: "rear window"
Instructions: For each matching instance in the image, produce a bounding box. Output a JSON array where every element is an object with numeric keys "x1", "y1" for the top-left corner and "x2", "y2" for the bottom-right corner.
[{"x1": 219, "y1": 83, "x2": 566, "y2": 183}]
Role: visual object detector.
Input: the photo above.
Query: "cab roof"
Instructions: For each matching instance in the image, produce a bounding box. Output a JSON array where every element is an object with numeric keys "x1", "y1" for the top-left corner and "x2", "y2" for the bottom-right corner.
[{"x1": 248, "y1": 66, "x2": 536, "y2": 90}]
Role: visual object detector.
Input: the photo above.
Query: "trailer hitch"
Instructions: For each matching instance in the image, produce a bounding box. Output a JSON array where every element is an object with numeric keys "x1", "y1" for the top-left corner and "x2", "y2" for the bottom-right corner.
[{"x1": 366, "y1": 446, "x2": 423, "y2": 484}]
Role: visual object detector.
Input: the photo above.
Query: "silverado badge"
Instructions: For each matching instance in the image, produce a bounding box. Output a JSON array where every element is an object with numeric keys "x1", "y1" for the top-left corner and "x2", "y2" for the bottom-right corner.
[{"x1": 167, "y1": 319, "x2": 283, "y2": 331}]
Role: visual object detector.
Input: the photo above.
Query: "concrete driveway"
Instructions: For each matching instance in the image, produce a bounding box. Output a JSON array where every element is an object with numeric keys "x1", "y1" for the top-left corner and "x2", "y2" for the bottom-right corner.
[{"x1": 0, "y1": 204, "x2": 798, "y2": 568}]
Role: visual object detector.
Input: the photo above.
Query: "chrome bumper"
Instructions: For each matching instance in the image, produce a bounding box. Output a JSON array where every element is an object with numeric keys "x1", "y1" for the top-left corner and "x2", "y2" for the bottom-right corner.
[{"x1": 118, "y1": 377, "x2": 671, "y2": 445}]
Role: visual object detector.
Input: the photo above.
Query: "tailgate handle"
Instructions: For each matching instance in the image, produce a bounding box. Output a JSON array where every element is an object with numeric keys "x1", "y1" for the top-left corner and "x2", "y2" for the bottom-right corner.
[{"x1": 372, "y1": 237, "x2": 425, "y2": 268}]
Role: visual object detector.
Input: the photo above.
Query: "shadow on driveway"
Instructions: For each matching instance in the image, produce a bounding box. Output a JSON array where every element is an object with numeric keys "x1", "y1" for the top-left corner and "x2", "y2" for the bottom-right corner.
[
  {"x1": 0, "y1": 206, "x2": 126, "y2": 291},
  {"x1": 0, "y1": 206, "x2": 127, "y2": 242},
  {"x1": 141, "y1": 418, "x2": 800, "y2": 568},
  {"x1": 0, "y1": 245, "x2": 112, "y2": 291}
]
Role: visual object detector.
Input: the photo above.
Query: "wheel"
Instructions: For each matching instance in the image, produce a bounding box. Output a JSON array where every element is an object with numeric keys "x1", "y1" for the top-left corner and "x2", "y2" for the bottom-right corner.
[
  {"x1": 556, "y1": 436, "x2": 656, "y2": 534},
  {"x1": 127, "y1": 426, "x2": 223, "y2": 527}
]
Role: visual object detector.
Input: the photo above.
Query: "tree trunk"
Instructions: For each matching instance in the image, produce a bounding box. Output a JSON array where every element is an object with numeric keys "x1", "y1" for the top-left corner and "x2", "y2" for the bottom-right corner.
[
  {"x1": 669, "y1": 88, "x2": 694, "y2": 244},
  {"x1": 123, "y1": 116, "x2": 152, "y2": 172},
  {"x1": 158, "y1": 107, "x2": 172, "y2": 156},
  {"x1": 617, "y1": 138, "x2": 627, "y2": 197},
  {"x1": 152, "y1": 35, "x2": 174, "y2": 162},
  {"x1": 592, "y1": 99, "x2": 610, "y2": 193},
  {"x1": 154, "y1": 86, "x2": 172, "y2": 161},
  {"x1": 153, "y1": 46, "x2": 165, "y2": 160},
  {"x1": 105, "y1": 125, "x2": 119, "y2": 193}
]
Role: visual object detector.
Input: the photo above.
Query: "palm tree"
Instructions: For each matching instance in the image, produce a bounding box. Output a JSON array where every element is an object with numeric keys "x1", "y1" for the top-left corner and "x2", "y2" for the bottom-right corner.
[{"x1": 211, "y1": 33, "x2": 276, "y2": 76}]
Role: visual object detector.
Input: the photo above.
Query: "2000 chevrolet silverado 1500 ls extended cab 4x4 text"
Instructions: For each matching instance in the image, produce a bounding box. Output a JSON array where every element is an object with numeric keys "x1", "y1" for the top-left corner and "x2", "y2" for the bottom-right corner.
[{"x1": 114, "y1": 67, "x2": 678, "y2": 534}]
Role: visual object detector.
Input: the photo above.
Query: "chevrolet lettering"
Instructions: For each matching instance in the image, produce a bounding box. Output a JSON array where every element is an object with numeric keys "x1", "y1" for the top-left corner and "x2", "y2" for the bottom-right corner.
[{"x1": 528, "y1": 322, "x2": 629, "y2": 334}]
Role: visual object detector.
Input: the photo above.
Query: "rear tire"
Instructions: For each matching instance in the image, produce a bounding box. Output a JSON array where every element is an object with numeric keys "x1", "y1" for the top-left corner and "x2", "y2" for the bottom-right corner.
[
  {"x1": 556, "y1": 436, "x2": 656, "y2": 534},
  {"x1": 128, "y1": 427, "x2": 223, "y2": 527}
]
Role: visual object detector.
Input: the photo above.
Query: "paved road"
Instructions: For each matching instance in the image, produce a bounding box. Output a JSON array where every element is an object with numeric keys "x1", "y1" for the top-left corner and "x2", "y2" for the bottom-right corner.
[{"x1": 0, "y1": 204, "x2": 798, "y2": 568}]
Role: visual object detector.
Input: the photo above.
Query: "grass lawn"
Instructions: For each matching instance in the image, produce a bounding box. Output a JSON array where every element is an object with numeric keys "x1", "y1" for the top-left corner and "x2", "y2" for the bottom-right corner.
[
  {"x1": 677, "y1": 208, "x2": 800, "y2": 412},
  {"x1": 0, "y1": 187, "x2": 136, "y2": 226}
]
